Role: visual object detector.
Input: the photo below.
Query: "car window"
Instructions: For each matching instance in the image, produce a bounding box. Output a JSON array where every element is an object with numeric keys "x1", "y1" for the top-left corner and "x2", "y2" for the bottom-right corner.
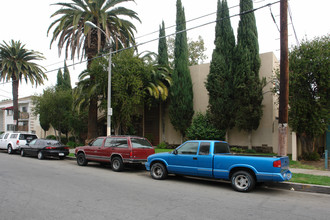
[
  {"x1": 177, "y1": 142, "x2": 199, "y2": 155},
  {"x1": 104, "y1": 138, "x2": 113, "y2": 147},
  {"x1": 91, "y1": 138, "x2": 104, "y2": 147},
  {"x1": 0, "y1": 133, "x2": 4, "y2": 139},
  {"x1": 131, "y1": 138, "x2": 153, "y2": 149},
  {"x1": 113, "y1": 138, "x2": 128, "y2": 148},
  {"x1": 29, "y1": 139, "x2": 37, "y2": 145},
  {"x1": 19, "y1": 134, "x2": 37, "y2": 140},
  {"x1": 10, "y1": 134, "x2": 18, "y2": 139},
  {"x1": 4, "y1": 133, "x2": 9, "y2": 139},
  {"x1": 199, "y1": 142, "x2": 210, "y2": 155},
  {"x1": 214, "y1": 142, "x2": 230, "y2": 154}
]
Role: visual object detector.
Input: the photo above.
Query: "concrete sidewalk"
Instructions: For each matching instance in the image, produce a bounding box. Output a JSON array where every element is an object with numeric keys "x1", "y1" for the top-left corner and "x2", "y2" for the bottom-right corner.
[{"x1": 290, "y1": 168, "x2": 330, "y2": 177}]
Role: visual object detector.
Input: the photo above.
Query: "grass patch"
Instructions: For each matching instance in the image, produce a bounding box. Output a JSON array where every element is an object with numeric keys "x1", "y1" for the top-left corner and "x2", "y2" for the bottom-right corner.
[
  {"x1": 290, "y1": 173, "x2": 330, "y2": 186},
  {"x1": 289, "y1": 160, "x2": 319, "y2": 170},
  {"x1": 68, "y1": 153, "x2": 75, "y2": 157},
  {"x1": 155, "y1": 148, "x2": 173, "y2": 154}
]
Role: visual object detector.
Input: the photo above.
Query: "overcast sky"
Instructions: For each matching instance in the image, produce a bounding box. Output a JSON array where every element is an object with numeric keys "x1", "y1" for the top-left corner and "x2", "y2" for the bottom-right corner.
[{"x1": 0, "y1": 0, "x2": 329, "y2": 100}]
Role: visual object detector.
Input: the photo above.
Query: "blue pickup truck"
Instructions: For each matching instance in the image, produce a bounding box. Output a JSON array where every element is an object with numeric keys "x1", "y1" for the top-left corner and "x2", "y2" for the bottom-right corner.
[{"x1": 145, "y1": 140, "x2": 292, "y2": 192}]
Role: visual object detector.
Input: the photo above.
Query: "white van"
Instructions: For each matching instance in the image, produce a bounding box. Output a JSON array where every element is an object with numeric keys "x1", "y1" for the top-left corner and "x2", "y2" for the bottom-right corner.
[{"x1": 0, "y1": 132, "x2": 38, "y2": 154}]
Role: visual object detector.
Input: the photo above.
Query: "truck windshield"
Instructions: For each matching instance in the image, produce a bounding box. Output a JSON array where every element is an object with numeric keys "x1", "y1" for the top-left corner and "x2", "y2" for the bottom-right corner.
[
  {"x1": 214, "y1": 142, "x2": 230, "y2": 154},
  {"x1": 131, "y1": 138, "x2": 153, "y2": 148}
]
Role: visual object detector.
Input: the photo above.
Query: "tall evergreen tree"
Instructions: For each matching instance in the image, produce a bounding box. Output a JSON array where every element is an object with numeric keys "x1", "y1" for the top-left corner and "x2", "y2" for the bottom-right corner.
[
  {"x1": 233, "y1": 0, "x2": 264, "y2": 148},
  {"x1": 206, "y1": 0, "x2": 236, "y2": 134},
  {"x1": 63, "y1": 61, "x2": 72, "y2": 90},
  {"x1": 169, "y1": 0, "x2": 194, "y2": 138},
  {"x1": 158, "y1": 20, "x2": 169, "y2": 67},
  {"x1": 56, "y1": 68, "x2": 63, "y2": 88}
]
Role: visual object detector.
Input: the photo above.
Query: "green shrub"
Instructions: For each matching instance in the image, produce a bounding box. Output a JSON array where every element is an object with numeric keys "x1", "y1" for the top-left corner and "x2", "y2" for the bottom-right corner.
[
  {"x1": 157, "y1": 142, "x2": 167, "y2": 149},
  {"x1": 186, "y1": 112, "x2": 225, "y2": 140},
  {"x1": 302, "y1": 152, "x2": 320, "y2": 161},
  {"x1": 230, "y1": 147, "x2": 244, "y2": 153},
  {"x1": 46, "y1": 135, "x2": 56, "y2": 140},
  {"x1": 69, "y1": 136, "x2": 76, "y2": 142},
  {"x1": 66, "y1": 141, "x2": 77, "y2": 148},
  {"x1": 246, "y1": 149, "x2": 257, "y2": 154}
]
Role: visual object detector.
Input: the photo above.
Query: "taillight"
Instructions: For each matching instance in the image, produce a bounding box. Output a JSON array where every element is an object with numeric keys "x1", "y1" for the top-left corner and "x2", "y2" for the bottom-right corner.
[
  {"x1": 273, "y1": 160, "x2": 281, "y2": 168},
  {"x1": 45, "y1": 146, "x2": 56, "y2": 149},
  {"x1": 130, "y1": 152, "x2": 133, "y2": 158},
  {"x1": 64, "y1": 147, "x2": 70, "y2": 150},
  {"x1": 16, "y1": 140, "x2": 19, "y2": 145}
]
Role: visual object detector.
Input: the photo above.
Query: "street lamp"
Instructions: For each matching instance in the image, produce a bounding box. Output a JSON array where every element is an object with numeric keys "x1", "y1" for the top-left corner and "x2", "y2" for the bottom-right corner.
[{"x1": 85, "y1": 21, "x2": 112, "y2": 136}]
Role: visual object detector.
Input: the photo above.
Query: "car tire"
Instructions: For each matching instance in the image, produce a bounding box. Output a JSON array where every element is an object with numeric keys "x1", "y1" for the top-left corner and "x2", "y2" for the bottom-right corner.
[
  {"x1": 150, "y1": 162, "x2": 168, "y2": 180},
  {"x1": 7, "y1": 145, "x2": 13, "y2": 154},
  {"x1": 231, "y1": 171, "x2": 255, "y2": 192},
  {"x1": 76, "y1": 153, "x2": 88, "y2": 166},
  {"x1": 37, "y1": 151, "x2": 44, "y2": 160},
  {"x1": 21, "y1": 149, "x2": 25, "y2": 157},
  {"x1": 111, "y1": 157, "x2": 124, "y2": 172}
]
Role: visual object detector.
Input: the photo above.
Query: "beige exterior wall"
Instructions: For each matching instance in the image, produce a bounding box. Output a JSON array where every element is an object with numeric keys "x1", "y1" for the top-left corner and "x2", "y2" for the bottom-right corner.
[{"x1": 161, "y1": 52, "x2": 294, "y2": 154}]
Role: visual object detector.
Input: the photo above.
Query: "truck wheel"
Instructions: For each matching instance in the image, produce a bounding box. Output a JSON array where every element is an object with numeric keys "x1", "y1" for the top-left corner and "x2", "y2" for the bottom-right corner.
[
  {"x1": 21, "y1": 149, "x2": 25, "y2": 157},
  {"x1": 231, "y1": 171, "x2": 255, "y2": 192},
  {"x1": 111, "y1": 157, "x2": 124, "y2": 172},
  {"x1": 37, "y1": 151, "x2": 44, "y2": 160},
  {"x1": 151, "y1": 163, "x2": 168, "y2": 180},
  {"x1": 7, "y1": 145, "x2": 13, "y2": 154},
  {"x1": 77, "y1": 153, "x2": 88, "y2": 166}
]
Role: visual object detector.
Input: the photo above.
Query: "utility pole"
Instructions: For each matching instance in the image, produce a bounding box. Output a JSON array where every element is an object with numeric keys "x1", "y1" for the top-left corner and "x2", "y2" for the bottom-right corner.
[{"x1": 278, "y1": 0, "x2": 289, "y2": 156}]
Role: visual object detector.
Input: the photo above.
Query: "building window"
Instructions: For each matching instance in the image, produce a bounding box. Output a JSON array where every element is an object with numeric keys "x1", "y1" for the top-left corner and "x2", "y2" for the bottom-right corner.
[
  {"x1": 7, "y1": 109, "x2": 13, "y2": 116},
  {"x1": 7, "y1": 124, "x2": 15, "y2": 131},
  {"x1": 22, "y1": 106, "x2": 27, "y2": 112}
]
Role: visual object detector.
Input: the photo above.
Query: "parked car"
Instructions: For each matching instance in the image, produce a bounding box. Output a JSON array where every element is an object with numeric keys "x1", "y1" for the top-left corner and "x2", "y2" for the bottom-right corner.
[
  {"x1": 20, "y1": 139, "x2": 70, "y2": 160},
  {"x1": 0, "y1": 132, "x2": 38, "y2": 154},
  {"x1": 145, "y1": 140, "x2": 292, "y2": 192},
  {"x1": 75, "y1": 136, "x2": 155, "y2": 172}
]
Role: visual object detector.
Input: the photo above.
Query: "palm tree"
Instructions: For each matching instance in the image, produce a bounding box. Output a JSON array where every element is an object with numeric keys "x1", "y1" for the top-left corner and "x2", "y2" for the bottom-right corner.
[
  {"x1": 0, "y1": 40, "x2": 46, "y2": 131},
  {"x1": 48, "y1": 0, "x2": 140, "y2": 139}
]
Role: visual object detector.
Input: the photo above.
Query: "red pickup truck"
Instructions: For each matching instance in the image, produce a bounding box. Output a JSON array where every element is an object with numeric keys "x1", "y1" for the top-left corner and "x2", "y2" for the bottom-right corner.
[{"x1": 75, "y1": 136, "x2": 155, "y2": 172}]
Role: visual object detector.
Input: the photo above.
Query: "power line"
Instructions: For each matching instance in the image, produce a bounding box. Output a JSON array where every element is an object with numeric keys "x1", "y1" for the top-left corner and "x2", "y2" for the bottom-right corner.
[{"x1": 288, "y1": 2, "x2": 300, "y2": 45}]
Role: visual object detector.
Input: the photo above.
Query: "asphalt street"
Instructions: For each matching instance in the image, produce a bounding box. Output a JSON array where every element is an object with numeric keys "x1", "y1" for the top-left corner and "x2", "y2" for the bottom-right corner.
[{"x1": 0, "y1": 152, "x2": 329, "y2": 220}]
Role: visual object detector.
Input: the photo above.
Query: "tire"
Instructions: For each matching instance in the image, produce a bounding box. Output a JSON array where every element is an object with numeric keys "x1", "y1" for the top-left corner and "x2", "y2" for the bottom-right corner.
[
  {"x1": 7, "y1": 145, "x2": 13, "y2": 154},
  {"x1": 76, "y1": 153, "x2": 88, "y2": 166},
  {"x1": 21, "y1": 149, "x2": 25, "y2": 157},
  {"x1": 37, "y1": 151, "x2": 44, "y2": 160},
  {"x1": 111, "y1": 157, "x2": 124, "y2": 172},
  {"x1": 231, "y1": 171, "x2": 255, "y2": 192},
  {"x1": 150, "y1": 162, "x2": 168, "y2": 180}
]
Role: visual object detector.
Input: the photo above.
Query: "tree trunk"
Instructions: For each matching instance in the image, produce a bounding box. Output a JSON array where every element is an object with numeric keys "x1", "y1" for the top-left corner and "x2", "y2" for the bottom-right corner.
[
  {"x1": 299, "y1": 133, "x2": 314, "y2": 154},
  {"x1": 12, "y1": 77, "x2": 19, "y2": 131},
  {"x1": 87, "y1": 96, "x2": 98, "y2": 139}
]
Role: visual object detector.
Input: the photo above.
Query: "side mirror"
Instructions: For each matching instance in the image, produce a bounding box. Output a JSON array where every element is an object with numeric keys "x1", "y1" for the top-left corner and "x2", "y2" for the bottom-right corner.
[{"x1": 172, "y1": 149, "x2": 178, "y2": 155}]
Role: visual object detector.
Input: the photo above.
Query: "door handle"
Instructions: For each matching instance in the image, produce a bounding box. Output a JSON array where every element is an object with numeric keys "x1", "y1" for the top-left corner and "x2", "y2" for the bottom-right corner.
[{"x1": 193, "y1": 157, "x2": 197, "y2": 160}]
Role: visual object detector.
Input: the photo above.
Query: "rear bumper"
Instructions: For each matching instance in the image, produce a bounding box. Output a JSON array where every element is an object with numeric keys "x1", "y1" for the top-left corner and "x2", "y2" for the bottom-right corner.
[
  {"x1": 42, "y1": 150, "x2": 69, "y2": 157},
  {"x1": 257, "y1": 169, "x2": 292, "y2": 182}
]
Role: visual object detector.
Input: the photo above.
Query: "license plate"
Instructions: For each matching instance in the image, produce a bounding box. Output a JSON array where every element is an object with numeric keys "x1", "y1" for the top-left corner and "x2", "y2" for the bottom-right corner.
[{"x1": 59, "y1": 153, "x2": 64, "y2": 156}]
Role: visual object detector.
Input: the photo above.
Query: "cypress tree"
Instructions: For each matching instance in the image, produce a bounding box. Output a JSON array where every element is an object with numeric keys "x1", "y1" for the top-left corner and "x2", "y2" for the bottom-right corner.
[
  {"x1": 158, "y1": 20, "x2": 169, "y2": 66},
  {"x1": 233, "y1": 0, "x2": 264, "y2": 147},
  {"x1": 169, "y1": 0, "x2": 194, "y2": 137},
  {"x1": 63, "y1": 61, "x2": 72, "y2": 90},
  {"x1": 206, "y1": 0, "x2": 236, "y2": 132},
  {"x1": 56, "y1": 68, "x2": 63, "y2": 88}
]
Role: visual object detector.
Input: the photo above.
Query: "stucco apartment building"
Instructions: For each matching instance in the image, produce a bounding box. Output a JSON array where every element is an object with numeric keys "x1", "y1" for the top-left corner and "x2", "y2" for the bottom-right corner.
[
  {"x1": 146, "y1": 52, "x2": 297, "y2": 158},
  {"x1": 0, "y1": 96, "x2": 45, "y2": 138}
]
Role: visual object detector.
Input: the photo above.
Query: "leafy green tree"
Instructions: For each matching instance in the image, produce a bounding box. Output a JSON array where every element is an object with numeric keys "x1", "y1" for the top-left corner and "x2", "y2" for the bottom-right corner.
[
  {"x1": 206, "y1": 0, "x2": 236, "y2": 135},
  {"x1": 169, "y1": 0, "x2": 194, "y2": 138},
  {"x1": 0, "y1": 40, "x2": 46, "y2": 131},
  {"x1": 288, "y1": 36, "x2": 330, "y2": 155},
  {"x1": 186, "y1": 112, "x2": 225, "y2": 140},
  {"x1": 233, "y1": 0, "x2": 264, "y2": 148},
  {"x1": 158, "y1": 21, "x2": 169, "y2": 67},
  {"x1": 167, "y1": 35, "x2": 208, "y2": 67},
  {"x1": 63, "y1": 62, "x2": 72, "y2": 90},
  {"x1": 56, "y1": 69, "x2": 63, "y2": 88},
  {"x1": 48, "y1": 0, "x2": 140, "y2": 140}
]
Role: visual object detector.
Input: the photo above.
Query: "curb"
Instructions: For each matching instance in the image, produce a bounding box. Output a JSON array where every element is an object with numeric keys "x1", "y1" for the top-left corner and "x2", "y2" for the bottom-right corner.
[
  {"x1": 264, "y1": 182, "x2": 330, "y2": 194},
  {"x1": 67, "y1": 156, "x2": 76, "y2": 161}
]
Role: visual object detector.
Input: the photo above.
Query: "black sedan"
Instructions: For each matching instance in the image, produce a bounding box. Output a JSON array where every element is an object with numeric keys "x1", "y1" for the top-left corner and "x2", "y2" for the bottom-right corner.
[{"x1": 20, "y1": 139, "x2": 70, "y2": 160}]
